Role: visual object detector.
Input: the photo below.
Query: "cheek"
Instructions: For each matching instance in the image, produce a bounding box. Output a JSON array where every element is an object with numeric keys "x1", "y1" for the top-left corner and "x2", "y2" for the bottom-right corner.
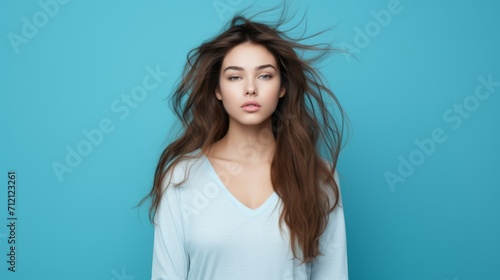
[
  {"x1": 265, "y1": 81, "x2": 283, "y2": 98},
  {"x1": 218, "y1": 85, "x2": 240, "y2": 107},
  {"x1": 219, "y1": 81, "x2": 239, "y2": 96}
]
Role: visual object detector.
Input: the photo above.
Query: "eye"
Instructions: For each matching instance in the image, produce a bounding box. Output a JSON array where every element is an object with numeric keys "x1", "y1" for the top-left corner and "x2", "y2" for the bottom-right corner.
[
  {"x1": 259, "y1": 74, "x2": 272, "y2": 80},
  {"x1": 228, "y1": 76, "x2": 241, "y2": 81}
]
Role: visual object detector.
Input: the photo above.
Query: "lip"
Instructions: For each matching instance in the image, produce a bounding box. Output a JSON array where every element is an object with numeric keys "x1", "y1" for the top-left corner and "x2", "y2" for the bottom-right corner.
[{"x1": 241, "y1": 101, "x2": 261, "y2": 113}]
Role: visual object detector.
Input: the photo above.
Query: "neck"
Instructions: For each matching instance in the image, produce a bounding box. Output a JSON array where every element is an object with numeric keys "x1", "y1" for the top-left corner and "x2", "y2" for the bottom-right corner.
[{"x1": 213, "y1": 118, "x2": 276, "y2": 164}]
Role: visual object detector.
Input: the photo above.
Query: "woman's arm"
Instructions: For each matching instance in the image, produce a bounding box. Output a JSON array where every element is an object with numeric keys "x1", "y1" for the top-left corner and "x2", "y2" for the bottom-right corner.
[
  {"x1": 151, "y1": 178, "x2": 189, "y2": 280},
  {"x1": 310, "y1": 170, "x2": 349, "y2": 280}
]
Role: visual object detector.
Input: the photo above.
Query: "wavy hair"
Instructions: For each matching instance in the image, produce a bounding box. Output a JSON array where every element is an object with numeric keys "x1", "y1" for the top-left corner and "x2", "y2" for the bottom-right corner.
[{"x1": 139, "y1": 7, "x2": 349, "y2": 265}]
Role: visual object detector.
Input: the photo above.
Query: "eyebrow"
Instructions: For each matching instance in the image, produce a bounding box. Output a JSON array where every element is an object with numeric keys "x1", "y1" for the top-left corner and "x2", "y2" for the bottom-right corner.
[{"x1": 223, "y1": 64, "x2": 277, "y2": 73}]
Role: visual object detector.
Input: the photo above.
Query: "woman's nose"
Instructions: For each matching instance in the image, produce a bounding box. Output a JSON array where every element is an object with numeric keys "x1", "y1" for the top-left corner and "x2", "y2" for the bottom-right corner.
[{"x1": 245, "y1": 79, "x2": 256, "y2": 95}]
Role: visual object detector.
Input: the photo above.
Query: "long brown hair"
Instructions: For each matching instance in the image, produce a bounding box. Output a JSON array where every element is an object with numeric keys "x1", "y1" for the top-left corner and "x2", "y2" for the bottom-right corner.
[{"x1": 139, "y1": 7, "x2": 349, "y2": 265}]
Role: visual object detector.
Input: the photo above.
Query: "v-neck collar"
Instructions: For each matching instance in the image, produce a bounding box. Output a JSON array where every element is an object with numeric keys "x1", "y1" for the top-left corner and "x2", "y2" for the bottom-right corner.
[{"x1": 200, "y1": 150, "x2": 278, "y2": 216}]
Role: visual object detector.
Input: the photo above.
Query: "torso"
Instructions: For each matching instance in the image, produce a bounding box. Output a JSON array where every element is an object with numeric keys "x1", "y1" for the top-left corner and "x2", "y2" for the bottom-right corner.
[{"x1": 205, "y1": 153, "x2": 275, "y2": 210}]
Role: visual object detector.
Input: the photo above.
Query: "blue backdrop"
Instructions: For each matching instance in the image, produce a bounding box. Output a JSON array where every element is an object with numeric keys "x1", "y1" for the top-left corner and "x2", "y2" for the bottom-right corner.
[{"x1": 1, "y1": 0, "x2": 499, "y2": 279}]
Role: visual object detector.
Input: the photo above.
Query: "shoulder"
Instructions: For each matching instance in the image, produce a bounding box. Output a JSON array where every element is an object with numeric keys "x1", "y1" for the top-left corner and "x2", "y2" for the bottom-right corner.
[
  {"x1": 318, "y1": 157, "x2": 340, "y2": 185},
  {"x1": 162, "y1": 150, "x2": 205, "y2": 191},
  {"x1": 318, "y1": 157, "x2": 342, "y2": 207}
]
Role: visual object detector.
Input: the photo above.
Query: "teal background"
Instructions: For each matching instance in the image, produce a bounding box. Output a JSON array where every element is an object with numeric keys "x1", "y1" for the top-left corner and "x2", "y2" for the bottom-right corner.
[{"x1": 1, "y1": 0, "x2": 499, "y2": 279}]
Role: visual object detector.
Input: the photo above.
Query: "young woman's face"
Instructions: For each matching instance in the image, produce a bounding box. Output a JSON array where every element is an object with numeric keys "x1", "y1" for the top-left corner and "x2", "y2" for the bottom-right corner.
[{"x1": 216, "y1": 43, "x2": 285, "y2": 127}]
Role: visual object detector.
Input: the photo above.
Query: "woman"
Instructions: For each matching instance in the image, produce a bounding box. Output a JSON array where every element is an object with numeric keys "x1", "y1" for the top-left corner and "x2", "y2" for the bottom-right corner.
[{"x1": 143, "y1": 10, "x2": 349, "y2": 280}]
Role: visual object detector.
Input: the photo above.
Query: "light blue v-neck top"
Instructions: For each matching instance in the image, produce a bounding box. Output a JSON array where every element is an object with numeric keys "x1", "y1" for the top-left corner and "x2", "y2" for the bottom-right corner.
[{"x1": 151, "y1": 149, "x2": 348, "y2": 280}]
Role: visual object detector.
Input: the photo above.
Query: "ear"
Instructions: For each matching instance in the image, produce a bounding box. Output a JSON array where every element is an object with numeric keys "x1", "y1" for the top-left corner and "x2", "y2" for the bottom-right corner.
[
  {"x1": 215, "y1": 86, "x2": 222, "y2": 100},
  {"x1": 279, "y1": 86, "x2": 286, "y2": 98}
]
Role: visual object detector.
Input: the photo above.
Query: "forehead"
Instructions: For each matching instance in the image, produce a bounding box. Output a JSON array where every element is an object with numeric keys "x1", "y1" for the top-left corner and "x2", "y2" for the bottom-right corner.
[{"x1": 222, "y1": 43, "x2": 277, "y2": 67}]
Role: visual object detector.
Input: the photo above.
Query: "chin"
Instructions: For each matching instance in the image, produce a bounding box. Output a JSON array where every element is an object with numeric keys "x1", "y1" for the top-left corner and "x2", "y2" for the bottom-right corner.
[{"x1": 237, "y1": 117, "x2": 273, "y2": 127}]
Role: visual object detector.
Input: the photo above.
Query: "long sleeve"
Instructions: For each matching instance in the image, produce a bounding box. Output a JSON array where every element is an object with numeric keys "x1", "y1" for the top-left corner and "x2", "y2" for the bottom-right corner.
[
  {"x1": 310, "y1": 170, "x2": 349, "y2": 280},
  {"x1": 151, "y1": 178, "x2": 189, "y2": 280}
]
